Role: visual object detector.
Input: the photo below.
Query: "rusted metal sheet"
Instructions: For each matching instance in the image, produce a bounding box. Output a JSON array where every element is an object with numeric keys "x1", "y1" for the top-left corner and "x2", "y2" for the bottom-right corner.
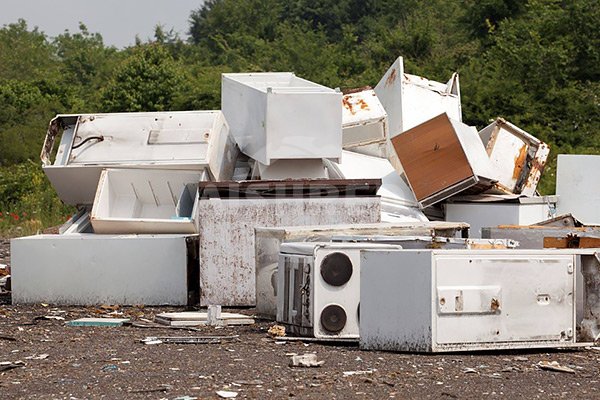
[
  {"x1": 580, "y1": 252, "x2": 600, "y2": 342},
  {"x1": 341, "y1": 89, "x2": 388, "y2": 148},
  {"x1": 332, "y1": 235, "x2": 518, "y2": 249},
  {"x1": 478, "y1": 117, "x2": 549, "y2": 196},
  {"x1": 41, "y1": 111, "x2": 238, "y2": 205},
  {"x1": 544, "y1": 236, "x2": 600, "y2": 249},
  {"x1": 534, "y1": 213, "x2": 583, "y2": 227},
  {"x1": 197, "y1": 197, "x2": 381, "y2": 306},
  {"x1": 482, "y1": 226, "x2": 600, "y2": 249}
]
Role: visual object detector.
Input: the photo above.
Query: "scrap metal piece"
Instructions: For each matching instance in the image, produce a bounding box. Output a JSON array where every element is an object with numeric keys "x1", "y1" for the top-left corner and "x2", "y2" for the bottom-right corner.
[
  {"x1": 478, "y1": 117, "x2": 549, "y2": 196},
  {"x1": 141, "y1": 335, "x2": 239, "y2": 344},
  {"x1": 341, "y1": 89, "x2": 388, "y2": 148}
]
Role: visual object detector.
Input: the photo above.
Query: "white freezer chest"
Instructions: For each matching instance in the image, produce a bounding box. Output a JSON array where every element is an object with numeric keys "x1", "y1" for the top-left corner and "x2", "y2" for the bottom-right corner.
[
  {"x1": 41, "y1": 110, "x2": 237, "y2": 205},
  {"x1": 11, "y1": 234, "x2": 200, "y2": 306},
  {"x1": 221, "y1": 72, "x2": 342, "y2": 165},
  {"x1": 445, "y1": 196, "x2": 557, "y2": 237},
  {"x1": 90, "y1": 169, "x2": 202, "y2": 234},
  {"x1": 196, "y1": 195, "x2": 381, "y2": 306},
  {"x1": 360, "y1": 249, "x2": 579, "y2": 352}
]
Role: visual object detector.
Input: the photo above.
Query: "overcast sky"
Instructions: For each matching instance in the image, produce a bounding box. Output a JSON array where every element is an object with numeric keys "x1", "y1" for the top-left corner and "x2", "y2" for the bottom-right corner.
[{"x1": 0, "y1": 0, "x2": 205, "y2": 48}]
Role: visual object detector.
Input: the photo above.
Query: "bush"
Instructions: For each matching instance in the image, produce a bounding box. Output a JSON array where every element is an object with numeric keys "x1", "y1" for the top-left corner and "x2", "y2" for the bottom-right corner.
[{"x1": 0, "y1": 161, "x2": 73, "y2": 237}]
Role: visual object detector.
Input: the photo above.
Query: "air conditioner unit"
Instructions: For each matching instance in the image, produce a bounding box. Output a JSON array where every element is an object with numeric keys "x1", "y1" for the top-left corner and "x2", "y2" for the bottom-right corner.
[{"x1": 276, "y1": 242, "x2": 399, "y2": 340}]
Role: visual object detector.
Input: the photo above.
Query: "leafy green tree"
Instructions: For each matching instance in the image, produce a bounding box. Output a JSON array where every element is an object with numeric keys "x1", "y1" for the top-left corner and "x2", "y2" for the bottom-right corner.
[
  {"x1": 0, "y1": 19, "x2": 59, "y2": 81},
  {"x1": 100, "y1": 44, "x2": 186, "y2": 112}
]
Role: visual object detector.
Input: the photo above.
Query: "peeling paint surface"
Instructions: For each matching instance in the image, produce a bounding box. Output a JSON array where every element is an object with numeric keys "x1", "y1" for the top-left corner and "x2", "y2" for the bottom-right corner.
[{"x1": 197, "y1": 197, "x2": 380, "y2": 306}]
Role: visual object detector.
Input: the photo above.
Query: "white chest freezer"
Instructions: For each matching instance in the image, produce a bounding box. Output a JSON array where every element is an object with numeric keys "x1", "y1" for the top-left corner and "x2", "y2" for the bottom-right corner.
[
  {"x1": 11, "y1": 233, "x2": 200, "y2": 306},
  {"x1": 445, "y1": 195, "x2": 557, "y2": 237},
  {"x1": 196, "y1": 180, "x2": 382, "y2": 306},
  {"x1": 360, "y1": 249, "x2": 586, "y2": 352},
  {"x1": 41, "y1": 110, "x2": 238, "y2": 205},
  {"x1": 221, "y1": 72, "x2": 342, "y2": 165}
]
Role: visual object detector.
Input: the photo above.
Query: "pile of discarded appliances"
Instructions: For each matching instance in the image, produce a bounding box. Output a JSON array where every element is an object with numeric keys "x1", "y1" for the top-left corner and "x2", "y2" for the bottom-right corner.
[{"x1": 9, "y1": 56, "x2": 600, "y2": 352}]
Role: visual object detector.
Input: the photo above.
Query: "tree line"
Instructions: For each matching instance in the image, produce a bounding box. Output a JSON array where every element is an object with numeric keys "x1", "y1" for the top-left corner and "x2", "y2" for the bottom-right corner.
[{"x1": 0, "y1": 0, "x2": 598, "y2": 195}]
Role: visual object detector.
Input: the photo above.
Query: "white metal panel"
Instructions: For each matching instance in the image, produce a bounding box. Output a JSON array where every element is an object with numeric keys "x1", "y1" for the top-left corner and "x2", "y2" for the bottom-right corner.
[
  {"x1": 325, "y1": 151, "x2": 426, "y2": 222},
  {"x1": 556, "y1": 155, "x2": 600, "y2": 225},
  {"x1": 50, "y1": 111, "x2": 227, "y2": 166},
  {"x1": 451, "y1": 118, "x2": 495, "y2": 180},
  {"x1": 257, "y1": 159, "x2": 328, "y2": 180},
  {"x1": 90, "y1": 169, "x2": 202, "y2": 234},
  {"x1": 360, "y1": 250, "x2": 434, "y2": 351},
  {"x1": 374, "y1": 56, "x2": 461, "y2": 138},
  {"x1": 11, "y1": 234, "x2": 193, "y2": 305},
  {"x1": 42, "y1": 111, "x2": 235, "y2": 205},
  {"x1": 434, "y1": 254, "x2": 575, "y2": 344},
  {"x1": 445, "y1": 201, "x2": 555, "y2": 237},
  {"x1": 222, "y1": 72, "x2": 342, "y2": 165},
  {"x1": 198, "y1": 196, "x2": 381, "y2": 306},
  {"x1": 401, "y1": 76, "x2": 461, "y2": 132}
]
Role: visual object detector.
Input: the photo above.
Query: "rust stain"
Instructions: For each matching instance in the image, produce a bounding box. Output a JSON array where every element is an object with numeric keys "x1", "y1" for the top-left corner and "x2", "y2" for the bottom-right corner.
[
  {"x1": 342, "y1": 95, "x2": 355, "y2": 115},
  {"x1": 358, "y1": 98, "x2": 369, "y2": 111},
  {"x1": 523, "y1": 148, "x2": 548, "y2": 189},
  {"x1": 490, "y1": 298, "x2": 500, "y2": 312},
  {"x1": 342, "y1": 96, "x2": 370, "y2": 115},
  {"x1": 512, "y1": 144, "x2": 528, "y2": 180},
  {"x1": 385, "y1": 67, "x2": 397, "y2": 87}
]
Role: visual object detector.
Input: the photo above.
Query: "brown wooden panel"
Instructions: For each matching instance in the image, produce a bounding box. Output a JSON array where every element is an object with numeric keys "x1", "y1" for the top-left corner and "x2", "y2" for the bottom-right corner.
[
  {"x1": 544, "y1": 236, "x2": 600, "y2": 249},
  {"x1": 392, "y1": 114, "x2": 474, "y2": 201}
]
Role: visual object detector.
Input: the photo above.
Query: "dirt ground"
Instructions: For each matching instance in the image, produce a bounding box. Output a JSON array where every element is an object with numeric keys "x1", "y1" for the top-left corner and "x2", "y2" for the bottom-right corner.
[
  {"x1": 0, "y1": 304, "x2": 597, "y2": 400},
  {"x1": 1, "y1": 240, "x2": 599, "y2": 399}
]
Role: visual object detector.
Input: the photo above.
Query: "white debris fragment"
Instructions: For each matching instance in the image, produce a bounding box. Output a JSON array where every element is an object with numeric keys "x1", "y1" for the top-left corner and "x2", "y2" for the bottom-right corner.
[
  {"x1": 216, "y1": 390, "x2": 238, "y2": 398},
  {"x1": 537, "y1": 361, "x2": 576, "y2": 374},
  {"x1": 343, "y1": 369, "x2": 375, "y2": 377},
  {"x1": 289, "y1": 354, "x2": 324, "y2": 368}
]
